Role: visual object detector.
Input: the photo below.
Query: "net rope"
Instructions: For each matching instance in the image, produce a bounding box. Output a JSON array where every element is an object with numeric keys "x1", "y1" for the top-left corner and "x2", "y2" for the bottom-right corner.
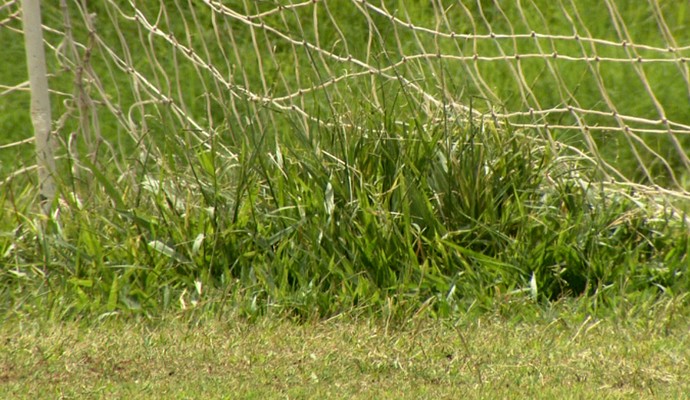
[{"x1": 1, "y1": 0, "x2": 689, "y2": 200}]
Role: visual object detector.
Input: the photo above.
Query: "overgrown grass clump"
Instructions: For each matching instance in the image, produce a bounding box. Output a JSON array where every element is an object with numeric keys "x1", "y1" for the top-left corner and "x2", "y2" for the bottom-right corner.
[
  {"x1": 2, "y1": 109, "x2": 688, "y2": 319},
  {"x1": 2, "y1": 0, "x2": 690, "y2": 321}
]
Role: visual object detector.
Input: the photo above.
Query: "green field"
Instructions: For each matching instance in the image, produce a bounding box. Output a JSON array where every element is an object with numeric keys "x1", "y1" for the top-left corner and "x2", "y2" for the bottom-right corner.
[
  {"x1": 3, "y1": 303, "x2": 690, "y2": 399},
  {"x1": 1, "y1": 1, "x2": 690, "y2": 397}
]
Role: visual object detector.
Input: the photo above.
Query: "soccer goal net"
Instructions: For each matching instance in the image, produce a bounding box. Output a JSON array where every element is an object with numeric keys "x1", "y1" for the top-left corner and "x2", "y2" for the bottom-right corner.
[{"x1": 2, "y1": 0, "x2": 690, "y2": 201}]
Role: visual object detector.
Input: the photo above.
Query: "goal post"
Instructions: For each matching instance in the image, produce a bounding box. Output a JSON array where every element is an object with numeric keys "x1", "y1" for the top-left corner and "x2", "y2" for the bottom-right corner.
[{"x1": 21, "y1": 0, "x2": 56, "y2": 214}]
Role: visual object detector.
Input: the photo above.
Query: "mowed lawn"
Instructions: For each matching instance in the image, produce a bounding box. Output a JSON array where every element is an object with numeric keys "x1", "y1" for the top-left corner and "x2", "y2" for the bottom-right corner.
[{"x1": 2, "y1": 305, "x2": 689, "y2": 399}]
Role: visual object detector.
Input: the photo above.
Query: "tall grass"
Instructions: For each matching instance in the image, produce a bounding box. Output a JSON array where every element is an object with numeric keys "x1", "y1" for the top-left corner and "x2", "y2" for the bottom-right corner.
[
  {"x1": 2, "y1": 94, "x2": 688, "y2": 318},
  {"x1": 1, "y1": 1, "x2": 689, "y2": 319}
]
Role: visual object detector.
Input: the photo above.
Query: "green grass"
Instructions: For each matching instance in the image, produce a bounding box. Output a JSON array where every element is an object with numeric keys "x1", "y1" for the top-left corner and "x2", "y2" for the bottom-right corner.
[
  {"x1": 2, "y1": 99, "x2": 688, "y2": 319},
  {"x1": 2, "y1": 301, "x2": 690, "y2": 399},
  {"x1": 1, "y1": 0, "x2": 689, "y2": 318},
  {"x1": 2, "y1": 1, "x2": 690, "y2": 396},
  {"x1": 2, "y1": 1, "x2": 689, "y2": 178}
]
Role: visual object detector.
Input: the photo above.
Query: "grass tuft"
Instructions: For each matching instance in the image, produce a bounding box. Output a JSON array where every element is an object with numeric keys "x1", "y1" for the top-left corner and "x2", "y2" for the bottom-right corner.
[{"x1": 2, "y1": 105, "x2": 688, "y2": 319}]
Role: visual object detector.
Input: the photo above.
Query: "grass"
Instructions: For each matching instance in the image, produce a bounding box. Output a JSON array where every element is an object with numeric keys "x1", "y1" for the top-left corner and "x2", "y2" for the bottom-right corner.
[
  {"x1": 2, "y1": 1, "x2": 689, "y2": 178},
  {"x1": 0, "y1": 0, "x2": 688, "y2": 317},
  {"x1": 1, "y1": 1, "x2": 690, "y2": 396},
  {"x1": 3, "y1": 110, "x2": 688, "y2": 318},
  {"x1": 2, "y1": 301, "x2": 690, "y2": 399},
  {"x1": 0, "y1": 0, "x2": 688, "y2": 313}
]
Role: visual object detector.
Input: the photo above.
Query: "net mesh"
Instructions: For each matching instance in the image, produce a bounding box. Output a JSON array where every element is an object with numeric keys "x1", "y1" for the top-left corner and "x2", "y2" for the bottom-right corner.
[{"x1": 2, "y1": 0, "x2": 690, "y2": 200}]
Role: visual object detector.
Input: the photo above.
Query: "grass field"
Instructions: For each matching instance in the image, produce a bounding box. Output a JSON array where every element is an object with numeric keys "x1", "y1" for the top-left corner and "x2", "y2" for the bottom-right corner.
[
  {"x1": 3, "y1": 301, "x2": 690, "y2": 399},
  {"x1": 1, "y1": 1, "x2": 690, "y2": 396}
]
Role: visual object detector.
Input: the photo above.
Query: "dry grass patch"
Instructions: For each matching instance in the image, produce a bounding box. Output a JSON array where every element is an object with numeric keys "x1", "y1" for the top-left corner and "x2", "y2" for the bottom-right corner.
[{"x1": 1, "y1": 308, "x2": 689, "y2": 399}]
